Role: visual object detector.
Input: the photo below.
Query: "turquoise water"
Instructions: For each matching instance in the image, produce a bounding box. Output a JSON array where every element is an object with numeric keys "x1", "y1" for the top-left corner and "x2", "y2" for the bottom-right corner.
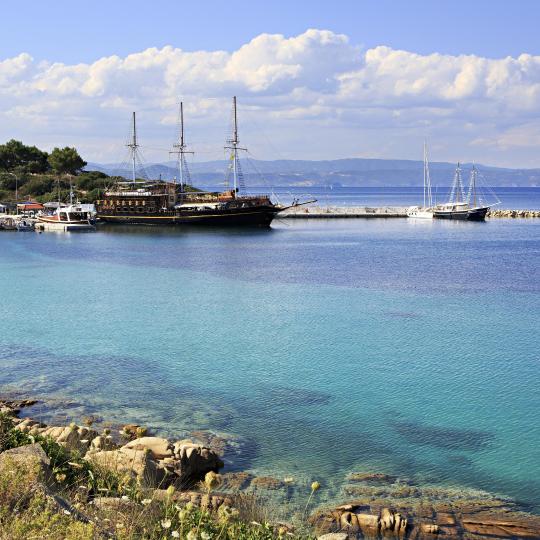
[{"x1": 0, "y1": 217, "x2": 539, "y2": 511}]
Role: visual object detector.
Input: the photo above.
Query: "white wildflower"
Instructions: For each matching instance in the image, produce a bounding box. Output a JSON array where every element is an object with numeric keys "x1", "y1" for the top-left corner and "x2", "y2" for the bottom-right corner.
[
  {"x1": 63, "y1": 509, "x2": 71, "y2": 515},
  {"x1": 171, "y1": 532, "x2": 180, "y2": 539},
  {"x1": 161, "y1": 519, "x2": 172, "y2": 529},
  {"x1": 201, "y1": 532, "x2": 211, "y2": 540},
  {"x1": 121, "y1": 495, "x2": 129, "y2": 501},
  {"x1": 141, "y1": 498, "x2": 152, "y2": 505}
]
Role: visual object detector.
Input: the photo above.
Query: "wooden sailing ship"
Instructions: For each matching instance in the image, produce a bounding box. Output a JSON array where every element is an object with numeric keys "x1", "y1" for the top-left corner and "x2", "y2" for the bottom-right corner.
[{"x1": 95, "y1": 98, "x2": 301, "y2": 227}]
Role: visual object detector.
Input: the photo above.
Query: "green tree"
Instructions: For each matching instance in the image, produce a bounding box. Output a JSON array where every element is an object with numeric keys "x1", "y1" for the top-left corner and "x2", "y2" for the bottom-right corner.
[
  {"x1": 0, "y1": 139, "x2": 49, "y2": 173},
  {"x1": 47, "y1": 147, "x2": 87, "y2": 175},
  {"x1": 21, "y1": 176, "x2": 55, "y2": 196}
]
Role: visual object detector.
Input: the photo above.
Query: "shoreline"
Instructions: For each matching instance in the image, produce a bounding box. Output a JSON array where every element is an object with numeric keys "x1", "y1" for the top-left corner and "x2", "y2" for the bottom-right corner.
[{"x1": 2, "y1": 394, "x2": 540, "y2": 539}]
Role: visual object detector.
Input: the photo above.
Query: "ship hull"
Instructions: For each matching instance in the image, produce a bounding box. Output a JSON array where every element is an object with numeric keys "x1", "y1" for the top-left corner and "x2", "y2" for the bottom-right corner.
[
  {"x1": 433, "y1": 206, "x2": 489, "y2": 222},
  {"x1": 97, "y1": 207, "x2": 278, "y2": 227}
]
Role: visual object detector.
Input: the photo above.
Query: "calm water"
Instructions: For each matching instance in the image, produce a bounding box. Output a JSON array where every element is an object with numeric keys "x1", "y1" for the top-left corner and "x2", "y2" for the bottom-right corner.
[
  {"x1": 252, "y1": 186, "x2": 540, "y2": 209},
  {"x1": 0, "y1": 201, "x2": 539, "y2": 511}
]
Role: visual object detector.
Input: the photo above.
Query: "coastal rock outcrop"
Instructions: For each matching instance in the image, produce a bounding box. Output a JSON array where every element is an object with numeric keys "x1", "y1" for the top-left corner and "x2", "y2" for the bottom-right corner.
[
  {"x1": 310, "y1": 501, "x2": 540, "y2": 539},
  {"x1": 85, "y1": 438, "x2": 223, "y2": 488}
]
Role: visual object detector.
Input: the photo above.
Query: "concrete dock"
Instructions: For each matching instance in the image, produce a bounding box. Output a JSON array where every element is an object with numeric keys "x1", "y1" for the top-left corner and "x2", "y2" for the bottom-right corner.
[{"x1": 279, "y1": 205, "x2": 408, "y2": 218}]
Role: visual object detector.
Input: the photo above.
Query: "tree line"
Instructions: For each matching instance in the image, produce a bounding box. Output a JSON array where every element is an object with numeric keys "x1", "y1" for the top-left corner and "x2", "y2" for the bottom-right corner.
[{"x1": 0, "y1": 140, "x2": 112, "y2": 203}]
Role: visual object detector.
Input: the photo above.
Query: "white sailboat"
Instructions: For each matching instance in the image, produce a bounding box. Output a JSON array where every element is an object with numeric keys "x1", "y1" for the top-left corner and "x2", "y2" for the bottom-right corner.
[{"x1": 407, "y1": 142, "x2": 434, "y2": 219}]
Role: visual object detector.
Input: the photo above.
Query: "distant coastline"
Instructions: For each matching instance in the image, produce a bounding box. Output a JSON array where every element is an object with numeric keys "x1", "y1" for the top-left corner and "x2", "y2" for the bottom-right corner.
[{"x1": 87, "y1": 158, "x2": 540, "y2": 188}]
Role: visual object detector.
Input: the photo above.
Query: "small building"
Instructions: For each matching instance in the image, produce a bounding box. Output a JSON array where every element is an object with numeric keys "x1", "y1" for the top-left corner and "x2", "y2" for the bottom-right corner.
[
  {"x1": 0, "y1": 203, "x2": 7, "y2": 214},
  {"x1": 17, "y1": 201, "x2": 44, "y2": 215}
]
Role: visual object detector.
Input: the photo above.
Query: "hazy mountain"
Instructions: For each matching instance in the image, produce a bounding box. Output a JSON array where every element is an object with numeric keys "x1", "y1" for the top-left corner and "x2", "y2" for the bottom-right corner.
[{"x1": 85, "y1": 158, "x2": 540, "y2": 188}]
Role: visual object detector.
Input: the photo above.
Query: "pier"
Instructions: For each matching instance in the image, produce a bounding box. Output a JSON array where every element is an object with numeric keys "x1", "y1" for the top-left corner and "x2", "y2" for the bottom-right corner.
[{"x1": 279, "y1": 205, "x2": 408, "y2": 218}]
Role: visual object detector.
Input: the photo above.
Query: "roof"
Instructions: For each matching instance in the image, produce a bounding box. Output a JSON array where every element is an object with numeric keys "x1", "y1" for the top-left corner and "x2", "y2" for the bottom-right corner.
[{"x1": 17, "y1": 202, "x2": 44, "y2": 210}]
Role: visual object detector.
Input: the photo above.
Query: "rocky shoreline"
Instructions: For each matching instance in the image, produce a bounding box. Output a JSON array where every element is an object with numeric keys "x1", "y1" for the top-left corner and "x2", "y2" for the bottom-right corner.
[
  {"x1": 2, "y1": 396, "x2": 540, "y2": 539},
  {"x1": 487, "y1": 209, "x2": 540, "y2": 218}
]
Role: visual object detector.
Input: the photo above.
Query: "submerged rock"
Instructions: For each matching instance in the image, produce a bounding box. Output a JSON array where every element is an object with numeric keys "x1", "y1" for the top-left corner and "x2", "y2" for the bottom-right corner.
[{"x1": 250, "y1": 476, "x2": 286, "y2": 490}]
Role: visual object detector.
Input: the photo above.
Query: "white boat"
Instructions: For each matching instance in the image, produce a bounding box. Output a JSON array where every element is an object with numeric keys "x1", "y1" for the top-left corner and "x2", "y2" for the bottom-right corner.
[
  {"x1": 15, "y1": 218, "x2": 35, "y2": 231},
  {"x1": 407, "y1": 142, "x2": 434, "y2": 219},
  {"x1": 36, "y1": 204, "x2": 95, "y2": 231}
]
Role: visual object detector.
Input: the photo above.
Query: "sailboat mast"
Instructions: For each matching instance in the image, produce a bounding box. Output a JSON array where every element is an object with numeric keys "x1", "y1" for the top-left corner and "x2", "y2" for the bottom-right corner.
[
  {"x1": 472, "y1": 165, "x2": 477, "y2": 207},
  {"x1": 127, "y1": 112, "x2": 138, "y2": 184},
  {"x1": 232, "y1": 96, "x2": 238, "y2": 192},
  {"x1": 423, "y1": 142, "x2": 433, "y2": 208},
  {"x1": 179, "y1": 102, "x2": 184, "y2": 190},
  {"x1": 170, "y1": 101, "x2": 193, "y2": 193}
]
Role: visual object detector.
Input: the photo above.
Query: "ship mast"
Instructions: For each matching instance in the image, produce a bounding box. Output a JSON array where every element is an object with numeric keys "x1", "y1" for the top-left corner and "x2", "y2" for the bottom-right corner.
[
  {"x1": 468, "y1": 164, "x2": 478, "y2": 207},
  {"x1": 423, "y1": 141, "x2": 433, "y2": 208},
  {"x1": 127, "y1": 112, "x2": 139, "y2": 184},
  {"x1": 449, "y1": 162, "x2": 465, "y2": 204},
  {"x1": 169, "y1": 101, "x2": 193, "y2": 192},
  {"x1": 225, "y1": 96, "x2": 246, "y2": 193}
]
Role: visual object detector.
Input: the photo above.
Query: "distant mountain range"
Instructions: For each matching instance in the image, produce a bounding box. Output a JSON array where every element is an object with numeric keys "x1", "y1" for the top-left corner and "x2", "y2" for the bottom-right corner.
[{"x1": 86, "y1": 158, "x2": 540, "y2": 188}]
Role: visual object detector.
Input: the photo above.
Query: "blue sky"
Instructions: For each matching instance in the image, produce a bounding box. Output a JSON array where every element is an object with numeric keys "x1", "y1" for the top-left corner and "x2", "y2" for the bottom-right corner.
[
  {"x1": 2, "y1": 0, "x2": 539, "y2": 61},
  {"x1": 1, "y1": 1, "x2": 539, "y2": 166}
]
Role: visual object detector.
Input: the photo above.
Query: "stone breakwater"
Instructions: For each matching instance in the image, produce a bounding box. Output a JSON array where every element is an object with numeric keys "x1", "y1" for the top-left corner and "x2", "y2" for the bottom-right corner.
[
  {"x1": 279, "y1": 206, "x2": 540, "y2": 219},
  {"x1": 487, "y1": 209, "x2": 540, "y2": 218},
  {"x1": 3, "y1": 397, "x2": 540, "y2": 539}
]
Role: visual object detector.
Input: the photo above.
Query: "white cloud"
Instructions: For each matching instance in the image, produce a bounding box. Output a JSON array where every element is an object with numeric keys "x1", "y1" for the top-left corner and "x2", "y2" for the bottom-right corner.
[{"x1": 0, "y1": 29, "x2": 539, "y2": 167}]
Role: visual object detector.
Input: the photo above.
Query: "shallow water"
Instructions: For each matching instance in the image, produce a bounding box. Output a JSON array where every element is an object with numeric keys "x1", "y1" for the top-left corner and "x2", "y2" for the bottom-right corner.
[{"x1": 0, "y1": 215, "x2": 539, "y2": 511}]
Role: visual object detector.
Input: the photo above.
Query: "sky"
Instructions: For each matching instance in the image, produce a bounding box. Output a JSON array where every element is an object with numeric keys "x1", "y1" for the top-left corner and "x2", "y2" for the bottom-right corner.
[{"x1": 1, "y1": 0, "x2": 540, "y2": 167}]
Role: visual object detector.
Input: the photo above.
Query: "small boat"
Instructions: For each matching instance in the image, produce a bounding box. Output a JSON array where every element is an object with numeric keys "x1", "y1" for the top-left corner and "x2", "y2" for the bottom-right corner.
[
  {"x1": 36, "y1": 204, "x2": 95, "y2": 231},
  {"x1": 16, "y1": 218, "x2": 35, "y2": 231},
  {"x1": 407, "y1": 142, "x2": 434, "y2": 219},
  {"x1": 433, "y1": 164, "x2": 491, "y2": 221},
  {"x1": 0, "y1": 217, "x2": 17, "y2": 230}
]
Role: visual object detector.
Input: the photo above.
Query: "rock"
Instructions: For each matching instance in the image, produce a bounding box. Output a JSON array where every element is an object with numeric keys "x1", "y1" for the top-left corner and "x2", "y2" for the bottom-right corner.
[
  {"x1": 123, "y1": 436, "x2": 173, "y2": 459},
  {"x1": 419, "y1": 523, "x2": 439, "y2": 534},
  {"x1": 86, "y1": 447, "x2": 168, "y2": 488},
  {"x1": 356, "y1": 513, "x2": 380, "y2": 532},
  {"x1": 250, "y1": 476, "x2": 285, "y2": 490},
  {"x1": 39, "y1": 424, "x2": 98, "y2": 454},
  {"x1": 380, "y1": 507, "x2": 395, "y2": 530},
  {"x1": 0, "y1": 443, "x2": 54, "y2": 494},
  {"x1": 0, "y1": 443, "x2": 50, "y2": 471},
  {"x1": 221, "y1": 471, "x2": 254, "y2": 491},
  {"x1": 173, "y1": 439, "x2": 194, "y2": 456},
  {"x1": 346, "y1": 472, "x2": 397, "y2": 483},
  {"x1": 0, "y1": 405, "x2": 17, "y2": 416},
  {"x1": 175, "y1": 443, "x2": 223, "y2": 484},
  {"x1": 89, "y1": 435, "x2": 116, "y2": 452}
]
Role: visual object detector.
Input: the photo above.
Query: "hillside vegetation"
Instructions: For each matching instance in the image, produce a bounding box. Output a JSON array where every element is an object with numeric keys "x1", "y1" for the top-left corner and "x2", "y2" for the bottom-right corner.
[{"x1": 0, "y1": 139, "x2": 115, "y2": 204}]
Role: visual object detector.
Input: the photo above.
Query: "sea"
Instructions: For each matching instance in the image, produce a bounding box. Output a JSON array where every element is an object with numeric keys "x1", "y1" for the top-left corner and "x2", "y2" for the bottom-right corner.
[{"x1": 0, "y1": 187, "x2": 539, "y2": 513}]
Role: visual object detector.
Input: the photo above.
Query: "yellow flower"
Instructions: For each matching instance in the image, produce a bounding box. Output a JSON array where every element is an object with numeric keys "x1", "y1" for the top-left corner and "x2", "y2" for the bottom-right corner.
[
  {"x1": 311, "y1": 481, "x2": 321, "y2": 492},
  {"x1": 55, "y1": 473, "x2": 67, "y2": 483}
]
